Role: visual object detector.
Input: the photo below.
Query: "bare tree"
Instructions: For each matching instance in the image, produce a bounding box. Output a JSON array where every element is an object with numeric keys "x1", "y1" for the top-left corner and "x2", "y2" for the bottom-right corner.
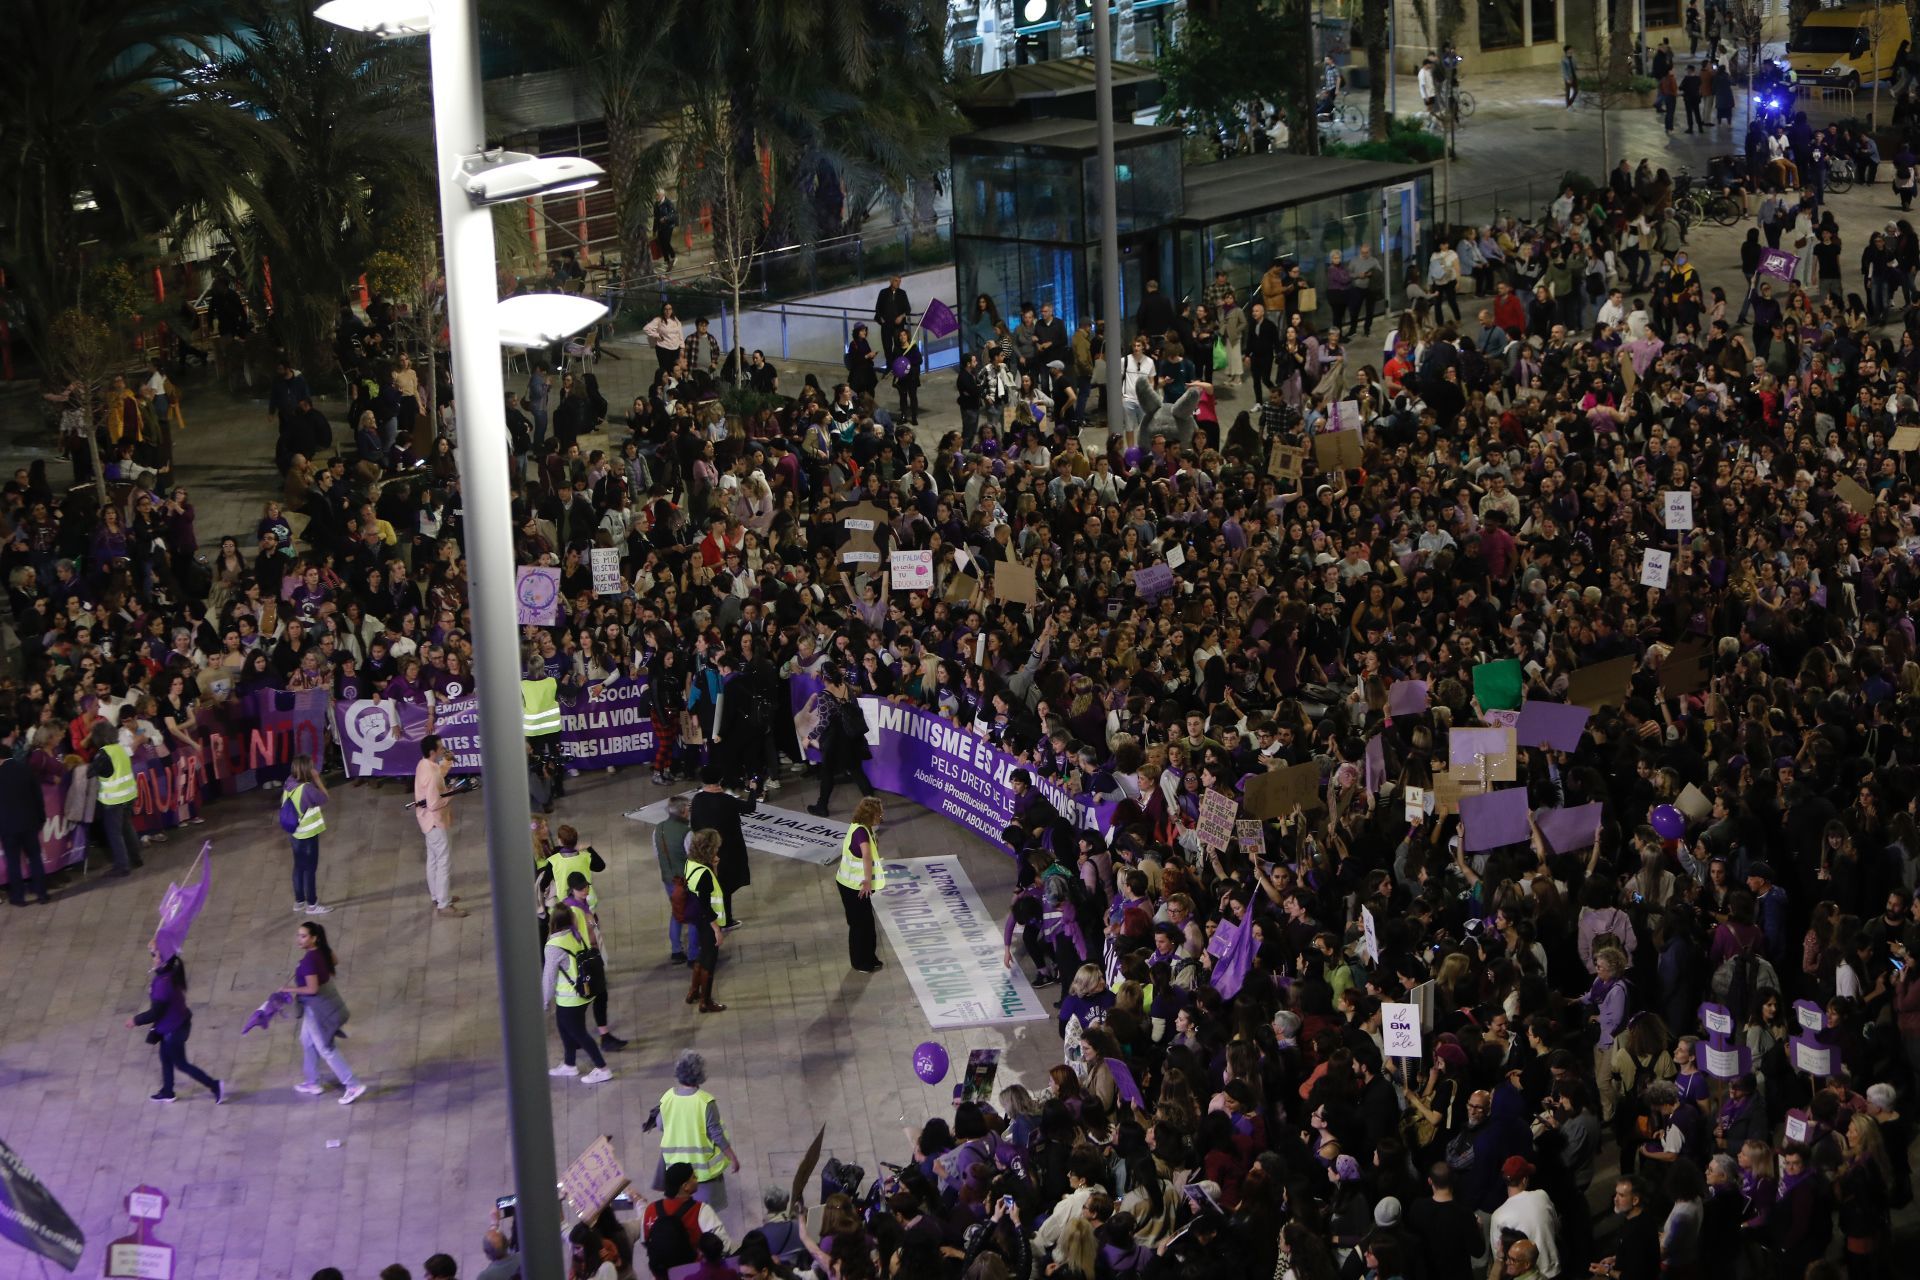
[
  {"x1": 48, "y1": 309, "x2": 115, "y2": 502},
  {"x1": 1723, "y1": 0, "x2": 1770, "y2": 126},
  {"x1": 682, "y1": 97, "x2": 768, "y2": 385}
]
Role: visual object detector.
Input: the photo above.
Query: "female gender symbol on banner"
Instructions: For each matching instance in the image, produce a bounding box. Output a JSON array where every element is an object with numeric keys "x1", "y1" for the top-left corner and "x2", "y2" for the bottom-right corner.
[{"x1": 516, "y1": 566, "x2": 560, "y2": 625}]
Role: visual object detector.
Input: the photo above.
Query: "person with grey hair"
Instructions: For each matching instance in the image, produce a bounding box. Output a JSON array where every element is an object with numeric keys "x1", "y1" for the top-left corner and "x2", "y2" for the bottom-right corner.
[
  {"x1": 653, "y1": 793, "x2": 693, "y2": 965},
  {"x1": 651, "y1": 1050, "x2": 740, "y2": 1230}
]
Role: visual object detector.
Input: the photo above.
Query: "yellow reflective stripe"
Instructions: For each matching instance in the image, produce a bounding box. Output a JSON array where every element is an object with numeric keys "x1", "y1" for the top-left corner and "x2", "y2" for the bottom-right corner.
[
  {"x1": 99, "y1": 744, "x2": 137, "y2": 805},
  {"x1": 290, "y1": 784, "x2": 327, "y2": 837}
]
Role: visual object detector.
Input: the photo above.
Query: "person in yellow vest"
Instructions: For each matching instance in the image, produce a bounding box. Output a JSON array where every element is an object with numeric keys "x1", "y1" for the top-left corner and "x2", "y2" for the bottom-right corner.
[
  {"x1": 541, "y1": 903, "x2": 613, "y2": 1084},
  {"x1": 683, "y1": 830, "x2": 728, "y2": 1013},
  {"x1": 88, "y1": 720, "x2": 142, "y2": 875},
  {"x1": 835, "y1": 796, "x2": 889, "y2": 974},
  {"x1": 650, "y1": 1050, "x2": 740, "y2": 1227},
  {"x1": 521, "y1": 654, "x2": 567, "y2": 803},
  {"x1": 284, "y1": 754, "x2": 332, "y2": 914}
]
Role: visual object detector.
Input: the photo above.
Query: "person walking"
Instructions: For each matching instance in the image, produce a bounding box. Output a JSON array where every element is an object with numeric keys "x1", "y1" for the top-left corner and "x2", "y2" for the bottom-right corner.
[
  {"x1": 89, "y1": 719, "x2": 142, "y2": 876},
  {"x1": 542, "y1": 903, "x2": 614, "y2": 1084},
  {"x1": 549, "y1": 833, "x2": 628, "y2": 1053},
  {"x1": 652, "y1": 1050, "x2": 742, "y2": 1227},
  {"x1": 1561, "y1": 45, "x2": 1580, "y2": 108},
  {"x1": 282, "y1": 921, "x2": 366, "y2": 1104},
  {"x1": 412, "y1": 734, "x2": 467, "y2": 919},
  {"x1": 683, "y1": 830, "x2": 728, "y2": 1013},
  {"x1": 283, "y1": 754, "x2": 331, "y2": 914},
  {"x1": 643, "y1": 303, "x2": 685, "y2": 372},
  {"x1": 834, "y1": 796, "x2": 888, "y2": 974},
  {"x1": 653, "y1": 794, "x2": 693, "y2": 965},
  {"x1": 1681, "y1": 64, "x2": 1705, "y2": 134},
  {"x1": 689, "y1": 766, "x2": 753, "y2": 927},
  {"x1": 806, "y1": 666, "x2": 874, "y2": 817},
  {"x1": 0, "y1": 720, "x2": 51, "y2": 905},
  {"x1": 126, "y1": 946, "x2": 225, "y2": 1103}
]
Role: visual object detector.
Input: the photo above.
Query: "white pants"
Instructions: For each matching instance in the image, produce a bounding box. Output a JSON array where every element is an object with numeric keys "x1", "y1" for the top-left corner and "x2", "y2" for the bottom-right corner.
[
  {"x1": 301, "y1": 1010, "x2": 357, "y2": 1087},
  {"x1": 424, "y1": 826, "x2": 451, "y2": 907}
]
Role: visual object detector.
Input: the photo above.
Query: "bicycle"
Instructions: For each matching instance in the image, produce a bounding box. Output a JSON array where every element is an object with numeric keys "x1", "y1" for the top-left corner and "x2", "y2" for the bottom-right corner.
[{"x1": 1316, "y1": 93, "x2": 1367, "y2": 138}]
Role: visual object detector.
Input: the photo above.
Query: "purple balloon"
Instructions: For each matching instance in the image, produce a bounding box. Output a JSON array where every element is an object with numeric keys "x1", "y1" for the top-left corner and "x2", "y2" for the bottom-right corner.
[
  {"x1": 1649, "y1": 804, "x2": 1686, "y2": 840},
  {"x1": 912, "y1": 1041, "x2": 949, "y2": 1085},
  {"x1": 891, "y1": 356, "x2": 910, "y2": 378}
]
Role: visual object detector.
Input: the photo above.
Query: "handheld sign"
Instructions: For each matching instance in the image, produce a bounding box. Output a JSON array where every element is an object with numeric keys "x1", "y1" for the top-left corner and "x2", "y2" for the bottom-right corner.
[
  {"x1": 1788, "y1": 1036, "x2": 1835, "y2": 1078},
  {"x1": 590, "y1": 547, "x2": 621, "y2": 596},
  {"x1": 1664, "y1": 491, "x2": 1694, "y2": 531},
  {"x1": 890, "y1": 549, "x2": 934, "y2": 591},
  {"x1": 1700, "y1": 1042, "x2": 1752, "y2": 1080},
  {"x1": 1641, "y1": 548, "x2": 1671, "y2": 589},
  {"x1": 1698, "y1": 1002, "x2": 1734, "y2": 1038},
  {"x1": 1793, "y1": 999, "x2": 1826, "y2": 1033},
  {"x1": 1381, "y1": 1001, "x2": 1422, "y2": 1059}
]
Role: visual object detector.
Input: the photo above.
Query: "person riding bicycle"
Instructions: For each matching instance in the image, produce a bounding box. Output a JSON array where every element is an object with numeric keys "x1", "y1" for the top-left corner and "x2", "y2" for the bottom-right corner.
[{"x1": 1317, "y1": 56, "x2": 1344, "y2": 118}]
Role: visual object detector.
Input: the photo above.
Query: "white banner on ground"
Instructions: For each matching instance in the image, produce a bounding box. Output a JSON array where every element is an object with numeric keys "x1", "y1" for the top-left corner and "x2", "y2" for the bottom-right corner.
[
  {"x1": 625, "y1": 796, "x2": 845, "y2": 865},
  {"x1": 874, "y1": 857, "x2": 1050, "y2": 1028}
]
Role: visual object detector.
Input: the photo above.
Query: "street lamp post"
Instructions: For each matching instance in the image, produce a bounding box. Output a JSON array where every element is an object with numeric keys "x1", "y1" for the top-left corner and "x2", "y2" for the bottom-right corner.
[
  {"x1": 421, "y1": 3, "x2": 566, "y2": 1276},
  {"x1": 315, "y1": 1, "x2": 605, "y2": 1276},
  {"x1": 1091, "y1": 0, "x2": 1124, "y2": 440}
]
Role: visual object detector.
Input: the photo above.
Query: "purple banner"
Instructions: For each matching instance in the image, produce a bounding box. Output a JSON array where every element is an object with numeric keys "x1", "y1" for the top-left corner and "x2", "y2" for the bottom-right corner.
[
  {"x1": 1758, "y1": 249, "x2": 1799, "y2": 280},
  {"x1": 333, "y1": 676, "x2": 657, "y2": 778},
  {"x1": 790, "y1": 675, "x2": 1121, "y2": 854}
]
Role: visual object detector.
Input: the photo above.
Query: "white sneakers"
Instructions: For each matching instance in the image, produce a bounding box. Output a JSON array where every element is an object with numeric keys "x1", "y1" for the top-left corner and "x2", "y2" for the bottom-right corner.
[
  {"x1": 294, "y1": 1082, "x2": 326, "y2": 1095},
  {"x1": 550, "y1": 1063, "x2": 613, "y2": 1084},
  {"x1": 339, "y1": 1084, "x2": 367, "y2": 1105},
  {"x1": 303, "y1": 902, "x2": 333, "y2": 914}
]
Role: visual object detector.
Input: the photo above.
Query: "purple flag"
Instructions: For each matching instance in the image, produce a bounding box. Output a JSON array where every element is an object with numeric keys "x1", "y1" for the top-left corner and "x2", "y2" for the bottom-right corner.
[
  {"x1": 1459, "y1": 788, "x2": 1530, "y2": 852},
  {"x1": 152, "y1": 844, "x2": 212, "y2": 961},
  {"x1": 1210, "y1": 906, "x2": 1258, "y2": 1000},
  {"x1": 921, "y1": 298, "x2": 959, "y2": 339},
  {"x1": 242, "y1": 990, "x2": 293, "y2": 1034},
  {"x1": 1757, "y1": 249, "x2": 1798, "y2": 280},
  {"x1": 1106, "y1": 1058, "x2": 1148, "y2": 1111},
  {"x1": 1386, "y1": 679, "x2": 1428, "y2": 716},
  {"x1": 1514, "y1": 700, "x2": 1592, "y2": 752}
]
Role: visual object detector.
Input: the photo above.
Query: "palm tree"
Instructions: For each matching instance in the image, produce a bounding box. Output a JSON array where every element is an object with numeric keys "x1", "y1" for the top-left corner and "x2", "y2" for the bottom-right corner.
[
  {"x1": 206, "y1": 0, "x2": 429, "y2": 373},
  {"x1": 0, "y1": 0, "x2": 266, "y2": 357}
]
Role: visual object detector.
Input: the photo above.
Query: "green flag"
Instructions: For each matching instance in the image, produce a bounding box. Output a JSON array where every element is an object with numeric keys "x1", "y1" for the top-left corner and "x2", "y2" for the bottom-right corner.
[{"x1": 1472, "y1": 659, "x2": 1524, "y2": 711}]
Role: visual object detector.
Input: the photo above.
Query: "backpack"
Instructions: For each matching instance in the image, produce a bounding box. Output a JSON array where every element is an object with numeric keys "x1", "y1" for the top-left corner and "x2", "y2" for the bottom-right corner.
[
  {"x1": 644, "y1": 1197, "x2": 703, "y2": 1278},
  {"x1": 279, "y1": 789, "x2": 302, "y2": 834}
]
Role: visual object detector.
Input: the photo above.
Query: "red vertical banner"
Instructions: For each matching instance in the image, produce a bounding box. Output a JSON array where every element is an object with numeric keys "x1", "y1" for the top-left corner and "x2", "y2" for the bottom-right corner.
[
  {"x1": 152, "y1": 267, "x2": 166, "y2": 304},
  {"x1": 357, "y1": 272, "x2": 369, "y2": 306},
  {"x1": 262, "y1": 256, "x2": 275, "y2": 312}
]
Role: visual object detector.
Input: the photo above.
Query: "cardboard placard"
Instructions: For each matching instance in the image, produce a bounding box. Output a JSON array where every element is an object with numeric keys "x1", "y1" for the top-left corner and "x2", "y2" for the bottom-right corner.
[
  {"x1": 1196, "y1": 790, "x2": 1239, "y2": 851},
  {"x1": 994, "y1": 560, "x2": 1038, "y2": 607},
  {"x1": 1447, "y1": 726, "x2": 1517, "y2": 781},
  {"x1": 1234, "y1": 819, "x2": 1266, "y2": 850},
  {"x1": 1833, "y1": 475, "x2": 1876, "y2": 514},
  {"x1": 1430, "y1": 767, "x2": 1489, "y2": 817},
  {"x1": 1382, "y1": 1001, "x2": 1422, "y2": 1058},
  {"x1": 1565, "y1": 655, "x2": 1636, "y2": 712},
  {"x1": 891, "y1": 549, "x2": 934, "y2": 590},
  {"x1": 589, "y1": 547, "x2": 621, "y2": 596},
  {"x1": 1244, "y1": 761, "x2": 1322, "y2": 817},
  {"x1": 1675, "y1": 782, "x2": 1713, "y2": 822},
  {"x1": 1534, "y1": 801, "x2": 1604, "y2": 853},
  {"x1": 1890, "y1": 425, "x2": 1920, "y2": 451},
  {"x1": 1312, "y1": 428, "x2": 1364, "y2": 471},
  {"x1": 559, "y1": 1136, "x2": 631, "y2": 1224},
  {"x1": 944, "y1": 571, "x2": 978, "y2": 605},
  {"x1": 1269, "y1": 441, "x2": 1305, "y2": 479},
  {"x1": 1135, "y1": 563, "x2": 1176, "y2": 600},
  {"x1": 1658, "y1": 641, "x2": 1709, "y2": 696}
]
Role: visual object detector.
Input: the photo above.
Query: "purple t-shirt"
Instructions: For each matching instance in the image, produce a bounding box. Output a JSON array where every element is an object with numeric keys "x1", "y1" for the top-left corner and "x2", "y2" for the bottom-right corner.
[{"x1": 295, "y1": 951, "x2": 332, "y2": 988}]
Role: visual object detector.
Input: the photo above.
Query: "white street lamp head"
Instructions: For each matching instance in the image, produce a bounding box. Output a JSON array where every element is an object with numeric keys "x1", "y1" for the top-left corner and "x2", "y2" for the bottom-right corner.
[
  {"x1": 314, "y1": 0, "x2": 433, "y2": 36},
  {"x1": 494, "y1": 295, "x2": 608, "y2": 348},
  {"x1": 459, "y1": 152, "x2": 604, "y2": 206}
]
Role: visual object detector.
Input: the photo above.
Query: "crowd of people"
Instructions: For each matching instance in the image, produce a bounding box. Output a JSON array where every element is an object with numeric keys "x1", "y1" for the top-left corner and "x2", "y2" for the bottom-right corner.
[{"x1": 12, "y1": 120, "x2": 1920, "y2": 1280}]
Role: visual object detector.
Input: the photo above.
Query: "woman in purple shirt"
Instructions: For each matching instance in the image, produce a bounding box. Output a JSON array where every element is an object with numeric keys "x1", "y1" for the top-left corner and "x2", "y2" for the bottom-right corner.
[
  {"x1": 281, "y1": 921, "x2": 365, "y2": 1104},
  {"x1": 125, "y1": 948, "x2": 225, "y2": 1103}
]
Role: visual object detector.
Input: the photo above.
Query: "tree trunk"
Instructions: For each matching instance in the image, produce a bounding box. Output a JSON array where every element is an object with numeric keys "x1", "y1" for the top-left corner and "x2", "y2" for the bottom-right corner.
[
  {"x1": 1609, "y1": 0, "x2": 1634, "y2": 79},
  {"x1": 1366, "y1": 0, "x2": 1392, "y2": 140}
]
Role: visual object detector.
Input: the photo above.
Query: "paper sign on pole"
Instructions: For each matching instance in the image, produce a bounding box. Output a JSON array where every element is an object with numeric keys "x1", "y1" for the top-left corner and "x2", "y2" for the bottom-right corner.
[
  {"x1": 1196, "y1": 790, "x2": 1238, "y2": 851},
  {"x1": 1793, "y1": 999, "x2": 1826, "y2": 1032},
  {"x1": 1234, "y1": 819, "x2": 1266, "y2": 850},
  {"x1": 1789, "y1": 1036, "x2": 1835, "y2": 1078},
  {"x1": 1382, "y1": 1001, "x2": 1422, "y2": 1058},
  {"x1": 589, "y1": 547, "x2": 621, "y2": 596},
  {"x1": 1360, "y1": 906, "x2": 1380, "y2": 963},
  {"x1": 1164, "y1": 544, "x2": 1187, "y2": 570},
  {"x1": 1698, "y1": 1003, "x2": 1734, "y2": 1037},
  {"x1": 1664, "y1": 491, "x2": 1694, "y2": 530},
  {"x1": 1641, "y1": 548, "x2": 1671, "y2": 589},
  {"x1": 890, "y1": 549, "x2": 934, "y2": 590},
  {"x1": 1701, "y1": 1042, "x2": 1752, "y2": 1080},
  {"x1": 1404, "y1": 785, "x2": 1427, "y2": 821}
]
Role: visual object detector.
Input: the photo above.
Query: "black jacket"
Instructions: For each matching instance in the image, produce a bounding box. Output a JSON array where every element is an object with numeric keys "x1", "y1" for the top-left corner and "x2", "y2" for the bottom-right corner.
[{"x1": 0, "y1": 756, "x2": 45, "y2": 836}]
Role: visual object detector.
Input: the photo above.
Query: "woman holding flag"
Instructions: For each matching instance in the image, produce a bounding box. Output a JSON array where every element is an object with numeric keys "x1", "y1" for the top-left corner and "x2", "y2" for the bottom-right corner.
[{"x1": 126, "y1": 944, "x2": 225, "y2": 1103}]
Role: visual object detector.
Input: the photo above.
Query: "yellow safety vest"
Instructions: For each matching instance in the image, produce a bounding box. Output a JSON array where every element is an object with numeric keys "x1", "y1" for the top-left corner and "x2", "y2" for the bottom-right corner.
[
  {"x1": 658, "y1": 1086, "x2": 729, "y2": 1181},
  {"x1": 834, "y1": 822, "x2": 886, "y2": 892},
  {"x1": 289, "y1": 782, "x2": 327, "y2": 837},
  {"x1": 521, "y1": 677, "x2": 561, "y2": 736},
  {"x1": 549, "y1": 847, "x2": 596, "y2": 909},
  {"x1": 685, "y1": 862, "x2": 726, "y2": 927},
  {"x1": 547, "y1": 929, "x2": 593, "y2": 1008},
  {"x1": 99, "y1": 743, "x2": 137, "y2": 806}
]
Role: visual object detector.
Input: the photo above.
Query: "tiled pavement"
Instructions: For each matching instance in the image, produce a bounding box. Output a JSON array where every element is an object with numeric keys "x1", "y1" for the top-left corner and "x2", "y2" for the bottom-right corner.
[{"x1": 0, "y1": 771, "x2": 1058, "y2": 1279}]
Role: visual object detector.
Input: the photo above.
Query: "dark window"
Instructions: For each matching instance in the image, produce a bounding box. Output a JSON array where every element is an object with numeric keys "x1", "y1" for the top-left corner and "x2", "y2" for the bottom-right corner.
[
  {"x1": 1644, "y1": 0, "x2": 1681, "y2": 29},
  {"x1": 1479, "y1": 0, "x2": 1525, "y2": 50},
  {"x1": 1531, "y1": 0, "x2": 1558, "y2": 46}
]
